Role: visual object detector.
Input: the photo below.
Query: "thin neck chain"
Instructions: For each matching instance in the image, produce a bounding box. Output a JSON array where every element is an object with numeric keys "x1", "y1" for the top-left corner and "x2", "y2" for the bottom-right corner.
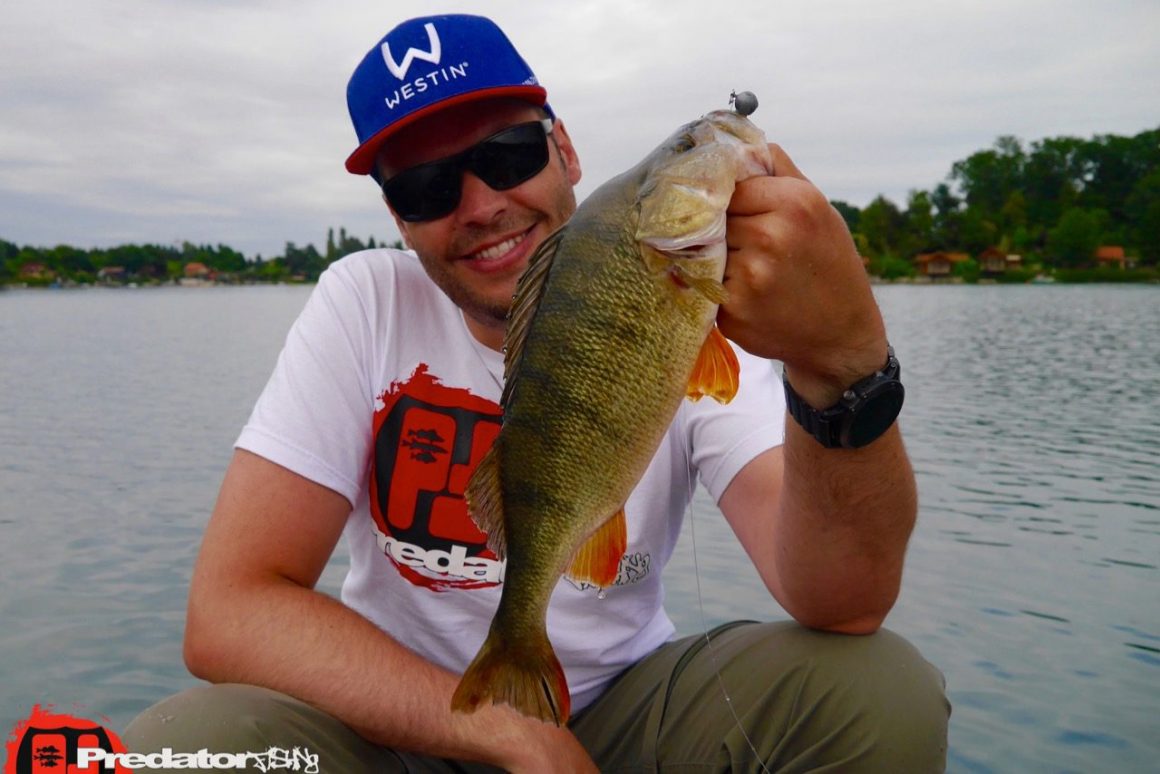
[{"x1": 460, "y1": 311, "x2": 504, "y2": 395}]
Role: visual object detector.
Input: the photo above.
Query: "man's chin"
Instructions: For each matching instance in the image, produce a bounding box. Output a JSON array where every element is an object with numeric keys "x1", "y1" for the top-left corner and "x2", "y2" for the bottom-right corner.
[{"x1": 463, "y1": 296, "x2": 515, "y2": 328}]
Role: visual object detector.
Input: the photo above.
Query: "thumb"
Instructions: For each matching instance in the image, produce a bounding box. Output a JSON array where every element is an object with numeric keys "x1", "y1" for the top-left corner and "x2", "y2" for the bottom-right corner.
[{"x1": 769, "y1": 143, "x2": 809, "y2": 182}]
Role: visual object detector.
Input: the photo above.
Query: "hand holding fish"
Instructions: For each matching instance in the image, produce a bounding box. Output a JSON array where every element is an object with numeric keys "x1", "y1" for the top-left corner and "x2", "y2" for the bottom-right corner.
[
  {"x1": 715, "y1": 142, "x2": 915, "y2": 638},
  {"x1": 720, "y1": 144, "x2": 890, "y2": 407}
]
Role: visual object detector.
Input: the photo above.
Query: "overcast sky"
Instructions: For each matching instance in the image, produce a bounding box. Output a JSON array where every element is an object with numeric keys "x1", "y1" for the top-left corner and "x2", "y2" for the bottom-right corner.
[{"x1": 2, "y1": 0, "x2": 1157, "y2": 258}]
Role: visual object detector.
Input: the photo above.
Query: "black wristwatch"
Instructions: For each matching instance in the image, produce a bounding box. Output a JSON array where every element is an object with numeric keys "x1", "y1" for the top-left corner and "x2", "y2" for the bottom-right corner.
[{"x1": 782, "y1": 346, "x2": 904, "y2": 449}]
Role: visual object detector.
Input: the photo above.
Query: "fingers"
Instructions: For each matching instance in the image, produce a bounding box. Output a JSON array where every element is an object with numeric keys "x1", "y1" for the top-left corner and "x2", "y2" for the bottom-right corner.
[
  {"x1": 727, "y1": 176, "x2": 777, "y2": 217},
  {"x1": 770, "y1": 143, "x2": 807, "y2": 181},
  {"x1": 769, "y1": 143, "x2": 809, "y2": 182},
  {"x1": 727, "y1": 144, "x2": 812, "y2": 217}
]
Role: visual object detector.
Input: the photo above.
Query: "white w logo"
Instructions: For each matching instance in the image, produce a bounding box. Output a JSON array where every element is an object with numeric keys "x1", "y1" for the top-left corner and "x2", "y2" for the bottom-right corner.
[{"x1": 381, "y1": 23, "x2": 441, "y2": 80}]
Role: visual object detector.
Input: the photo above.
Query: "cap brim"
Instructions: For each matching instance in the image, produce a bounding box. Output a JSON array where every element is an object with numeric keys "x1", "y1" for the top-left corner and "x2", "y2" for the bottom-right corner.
[{"x1": 344, "y1": 85, "x2": 548, "y2": 175}]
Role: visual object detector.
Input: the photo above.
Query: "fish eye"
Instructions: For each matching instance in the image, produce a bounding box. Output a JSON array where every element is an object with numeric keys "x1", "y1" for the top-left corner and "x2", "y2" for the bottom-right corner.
[{"x1": 672, "y1": 133, "x2": 696, "y2": 153}]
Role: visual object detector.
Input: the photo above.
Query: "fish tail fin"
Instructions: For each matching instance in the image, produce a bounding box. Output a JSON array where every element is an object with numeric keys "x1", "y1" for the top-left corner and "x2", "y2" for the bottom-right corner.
[
  {"x1": 687, "y1": 325, "x2": 740, "y2": 403},
  {"x1": 565, "y1": 507, "x2": 627, "y2": 588},
  {"x1": 465, "y1": 446, "x2": 506, "y2": 559},
  {"x1": 451, "y1": 626, "x2": 570, "y2": 726}
]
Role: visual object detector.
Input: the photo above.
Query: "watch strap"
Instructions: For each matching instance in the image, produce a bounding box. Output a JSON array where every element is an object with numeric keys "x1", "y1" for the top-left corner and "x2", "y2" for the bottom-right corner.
[{"x1": 782, "y1": 346, "x2": 901, "y2": 449}]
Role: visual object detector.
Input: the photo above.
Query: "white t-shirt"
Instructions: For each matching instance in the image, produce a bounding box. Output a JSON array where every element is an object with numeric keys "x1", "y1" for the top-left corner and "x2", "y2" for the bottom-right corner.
[{"x1": 237, "y1": 248, "x2": 785, "y2": 711}]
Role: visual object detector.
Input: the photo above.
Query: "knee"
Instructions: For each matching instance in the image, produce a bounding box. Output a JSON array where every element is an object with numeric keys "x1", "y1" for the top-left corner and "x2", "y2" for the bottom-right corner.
[
  {"x1": 791, "y1": 626, "x2": 950, "y2": 770},
  {"x1": 124, "y1": 683, "x2": 315, "y2": 754},
  {"x1": 722, "y1": 622, "x2": 950, "y2": 771}
]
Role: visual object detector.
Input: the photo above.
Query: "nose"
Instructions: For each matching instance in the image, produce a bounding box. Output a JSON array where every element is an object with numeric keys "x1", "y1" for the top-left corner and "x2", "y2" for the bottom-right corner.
[{"x1": 454, "y1": 170, "x2": 507, "y2": 225}]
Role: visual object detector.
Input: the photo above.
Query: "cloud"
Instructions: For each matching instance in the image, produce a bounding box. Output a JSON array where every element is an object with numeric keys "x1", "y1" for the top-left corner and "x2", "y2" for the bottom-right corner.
[{"x1": 1, "y1": 0, "x2": 1157, "y2": 257}]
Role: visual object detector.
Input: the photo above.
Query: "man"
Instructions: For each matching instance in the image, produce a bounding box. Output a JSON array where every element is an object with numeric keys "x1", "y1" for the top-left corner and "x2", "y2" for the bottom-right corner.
[{"x1": 126, "y1": 14, "x2": 948, "y2": 772}]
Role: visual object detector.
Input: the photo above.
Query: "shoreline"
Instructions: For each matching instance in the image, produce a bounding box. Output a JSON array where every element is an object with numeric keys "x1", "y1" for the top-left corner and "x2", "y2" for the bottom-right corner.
[{"x1": 6, "y1": 276, "x2": 1159, "y2": 291}]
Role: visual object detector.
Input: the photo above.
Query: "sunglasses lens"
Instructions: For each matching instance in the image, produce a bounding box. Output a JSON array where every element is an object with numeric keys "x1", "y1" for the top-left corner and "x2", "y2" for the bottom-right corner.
[
  {"x1": 472, "y1": 123, "x2": 550, "y2": 190},
  {"x1": 383, "y1": 163, "x2": 461, "y2": 223},
  {"x1": 383, "y1": 121, "x2": 552, "y2": 222}
]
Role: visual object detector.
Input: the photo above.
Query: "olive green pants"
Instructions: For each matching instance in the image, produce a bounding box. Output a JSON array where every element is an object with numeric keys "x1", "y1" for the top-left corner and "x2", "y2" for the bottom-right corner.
[{"x1": 125, "y1": 621, "x2": 949, "y2": 772}]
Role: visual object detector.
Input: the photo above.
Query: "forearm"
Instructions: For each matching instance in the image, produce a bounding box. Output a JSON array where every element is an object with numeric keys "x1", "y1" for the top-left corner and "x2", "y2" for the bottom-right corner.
[
  {"x1": 774, "y1": 416, "x2": 917, "y2": 633},
  {"x1": 718, "y1": 143, "x2": 919, "y2": 633},
  {"x1": 184, "y1": 577, "x2": 552, "y2": 768}
]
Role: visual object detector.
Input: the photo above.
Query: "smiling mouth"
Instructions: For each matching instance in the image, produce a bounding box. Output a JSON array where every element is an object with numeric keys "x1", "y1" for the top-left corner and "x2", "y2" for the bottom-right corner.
[{"x1": 466, "y1": 227, "x2": 533, "y2": 262}]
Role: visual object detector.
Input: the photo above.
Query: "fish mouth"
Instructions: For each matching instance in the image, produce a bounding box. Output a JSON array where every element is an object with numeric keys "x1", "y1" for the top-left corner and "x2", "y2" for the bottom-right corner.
[{"x1": 641, "y1": 213, "x2": 727, "y2": 258}]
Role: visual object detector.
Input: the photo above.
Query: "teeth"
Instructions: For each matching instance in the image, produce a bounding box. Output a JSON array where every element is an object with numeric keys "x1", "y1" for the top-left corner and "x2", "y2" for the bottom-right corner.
[{"x1": 473, "y1": 235, "x2": 522, "y2": 261}]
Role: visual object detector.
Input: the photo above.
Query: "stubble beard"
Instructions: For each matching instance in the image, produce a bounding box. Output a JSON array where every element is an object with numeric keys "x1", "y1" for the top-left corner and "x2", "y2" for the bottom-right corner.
[{"x1": 424, "y1": 184, "x2": 577, "y2": 331}]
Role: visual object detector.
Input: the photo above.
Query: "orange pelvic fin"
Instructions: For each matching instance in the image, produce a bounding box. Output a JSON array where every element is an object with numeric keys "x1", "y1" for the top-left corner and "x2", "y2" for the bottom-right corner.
[
  {"x1": 451, "y1": 627, "x2": 571, "y2": 726},
  {"x1": 464, "y1": 446, "x2": 506, "y2": 559},
  {"x1": 686, "y1": 325, "x2": 740, "y2": 404},
  {"x1": 565, "y1": 507, "x2": 627, "y2": 589}
]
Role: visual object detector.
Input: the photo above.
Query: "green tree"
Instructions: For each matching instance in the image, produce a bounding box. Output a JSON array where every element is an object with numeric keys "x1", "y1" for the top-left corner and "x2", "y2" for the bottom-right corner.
[
  {"x1": 867, "y1": 254, "x2": 914, "y2": 280},
  {"x1": 902, "y1": 189, "x2": 935, "y2": 257},
  {"x1": 47, "y1": 244, "x2": 94, "y2": 275},
  {"x1": 0, "y1": 239, "x2": 16, "y2": 281},
  {"x1": 1126, "y1": 167, "x2": 1160, "y2": 265},
  {"x1": 1046, "y1": 208, "x2": 1104, "y2": 267},
  {"x1": 831, "y1": 200, "x2": 861, "y2": 234},
  {"x1": 282, "y1": 242, "x2": 326, "y2": 280},
  {"x1": 950, "y1": 135, "x2": 1026, "y2": 223},
  {"x1": 857, "y1": 195, "x2": 905, "y2": 257},
  {"x1": 999, "y1": 190, "x2": 1028, "y2": 237},
  {"x1": 1022, "y1": 136, "x2": 1085, "y2": 231},
  {"x1": 953, "y1": 257, "x2": 980, "y2": 283},
  {"x1": 212, "y1": 244, "x2": 247, "y2": 272},
  {"x1": 1078, "y1": 130, "x2": 1160, "y2": 222},
  {"x1": 960, "y1": 208, "x2": 999, "y2": 254},
  {"x1": 930, "y1": 183, "x2": 962, "y2": 249},
  {"x1": 256, "y1": 257, "x2": 287, "y2": 281}
]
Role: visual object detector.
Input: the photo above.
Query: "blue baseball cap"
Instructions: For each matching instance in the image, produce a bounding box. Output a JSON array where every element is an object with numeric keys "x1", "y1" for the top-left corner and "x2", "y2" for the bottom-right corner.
[{"x1": 345, "y1": 14, "x2": 553, "y2": 175}]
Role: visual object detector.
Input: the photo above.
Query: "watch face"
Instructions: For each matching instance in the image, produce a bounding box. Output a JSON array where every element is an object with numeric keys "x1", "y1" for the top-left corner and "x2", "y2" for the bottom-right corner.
[{"x1": 844, "y1": 382, "x2": 905, "y2": 448}]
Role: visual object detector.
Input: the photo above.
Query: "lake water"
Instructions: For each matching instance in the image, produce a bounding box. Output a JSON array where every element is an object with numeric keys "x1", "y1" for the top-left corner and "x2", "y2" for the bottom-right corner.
[{"x1": 1, "y1": 283, "x2": 1157, "y2": 772}]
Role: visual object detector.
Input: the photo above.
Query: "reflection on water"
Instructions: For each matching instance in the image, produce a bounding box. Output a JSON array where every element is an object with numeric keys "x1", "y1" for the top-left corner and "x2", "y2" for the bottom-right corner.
[{"x1": 1, "y1": 284, "x2": 1157, "y2": 772}]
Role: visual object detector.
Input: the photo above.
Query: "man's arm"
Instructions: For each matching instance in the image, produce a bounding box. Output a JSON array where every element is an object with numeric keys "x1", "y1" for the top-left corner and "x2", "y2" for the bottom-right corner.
[
  {"x1": 715, "y1": 144, "x2": 917, "y2": 634},
  {"x1": 184, "y1": 449, "x2": 596, "y2": 772}
]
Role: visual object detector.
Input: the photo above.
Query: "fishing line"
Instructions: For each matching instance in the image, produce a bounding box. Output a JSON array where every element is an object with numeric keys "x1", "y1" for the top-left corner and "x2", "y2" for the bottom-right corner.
[
  {"x1": 680, "y1": 91, "x2": 773, "y2": 774},
  {"x1": 681, "y1": 412, "x2": 772, "y2": 774}
]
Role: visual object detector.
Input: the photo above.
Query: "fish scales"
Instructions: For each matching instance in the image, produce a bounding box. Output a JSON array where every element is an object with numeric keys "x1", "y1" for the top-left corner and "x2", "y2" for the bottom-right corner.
[{"x1": 452, "y1": 109, "x2": 773, "y2": 725}]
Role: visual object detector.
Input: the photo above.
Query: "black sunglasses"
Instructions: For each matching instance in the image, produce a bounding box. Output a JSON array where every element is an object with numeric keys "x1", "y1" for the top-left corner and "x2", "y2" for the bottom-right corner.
[{"x1": 382, "y1": 118, "x2": 555, "y2": 223}]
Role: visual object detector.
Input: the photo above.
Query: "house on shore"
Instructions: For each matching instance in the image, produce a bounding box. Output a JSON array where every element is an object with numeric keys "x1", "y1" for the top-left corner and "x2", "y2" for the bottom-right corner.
[
  {"x1": 97, "y1": 266, "x2": 126, "y2": 284},
  {"x1": 183, "y1": 261, "x2": 211, "y2": 279},
  {"x1": 19, "y1": 262, "x2": 53, "y2": 281},
  {"x1": 914, "y1": 251, "x2": 970, "y2": 278},
  {"x1": 978, "y1": 248, "x2": 1023, "y2": 277},
  {"x1": 180, "y1": 261, "x2": 216, "y2": 286},
  {"x1": 1095, "y1": 246, "x2": 1127, "y2": 270}
]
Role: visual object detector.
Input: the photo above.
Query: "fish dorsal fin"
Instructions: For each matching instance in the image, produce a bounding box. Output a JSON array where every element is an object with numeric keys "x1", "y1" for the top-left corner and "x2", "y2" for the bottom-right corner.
[
  {"x1": 464, "y1": 446, "x2": 506, "y2": 559},
  {"x1": 501, "y1": 225, "x2": 567, "y2": 410},
  {"x1": 565, "y1": 507, "x2": 627, "y2": 588},
  {"x1": 687, "y1": 326, "x2": 740, "y2": 404}
]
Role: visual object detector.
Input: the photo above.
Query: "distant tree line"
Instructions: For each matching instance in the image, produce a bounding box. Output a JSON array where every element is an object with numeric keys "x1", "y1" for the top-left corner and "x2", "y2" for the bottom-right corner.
[
  {"x1": 0, "y1": 227, "x2": 403, "y2": 286},
  {"x1": 5, "y1": 127, "x2": 1159, "y2": 286},
  {"x1": 832, "y1": 126, "x2": 1160, "y2": 280}
]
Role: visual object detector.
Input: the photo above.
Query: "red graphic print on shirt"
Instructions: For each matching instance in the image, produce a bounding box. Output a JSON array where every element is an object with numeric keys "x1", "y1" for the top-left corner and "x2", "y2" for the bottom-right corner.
[{"x1": 370, "y1": 364, "x2": 503, "y2": 591}]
